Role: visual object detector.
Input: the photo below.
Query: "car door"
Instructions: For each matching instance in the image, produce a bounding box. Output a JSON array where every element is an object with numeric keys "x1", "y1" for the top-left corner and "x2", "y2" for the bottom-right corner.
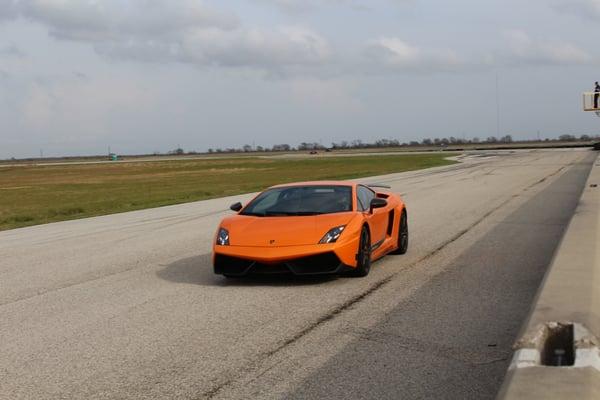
[{"x1": 357, "y1": 185, "x2": 388, "y2": 248}]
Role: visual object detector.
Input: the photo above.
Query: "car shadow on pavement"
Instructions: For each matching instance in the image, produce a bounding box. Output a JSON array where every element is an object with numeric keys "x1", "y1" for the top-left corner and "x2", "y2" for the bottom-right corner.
[{"x1": 157, "y1": 253, "x2": 338, "y2": 287}]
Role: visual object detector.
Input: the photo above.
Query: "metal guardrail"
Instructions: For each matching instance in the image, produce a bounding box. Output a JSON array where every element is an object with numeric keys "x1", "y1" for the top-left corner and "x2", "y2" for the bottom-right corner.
[{"x1": 498, "y1": 153, "x2": 600, "y2": 399}]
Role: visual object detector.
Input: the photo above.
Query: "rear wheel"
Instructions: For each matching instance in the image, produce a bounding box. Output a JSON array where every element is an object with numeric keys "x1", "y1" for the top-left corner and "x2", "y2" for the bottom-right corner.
[
  {"x1": 391, "y1": 210, "x2": 408, "y2": 255},
  {"x1": 349, "y1": 227, "x2": 371, "y2": 277}
]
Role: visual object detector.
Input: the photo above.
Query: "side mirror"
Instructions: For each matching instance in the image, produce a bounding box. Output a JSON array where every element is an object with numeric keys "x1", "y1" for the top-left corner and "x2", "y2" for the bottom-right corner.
[
  {"x1": 369, "y1": 198, "x2": 387, "y2": 213},
  {"x1": 230, "y1": 202, "x2": 243, "y2": 212}
]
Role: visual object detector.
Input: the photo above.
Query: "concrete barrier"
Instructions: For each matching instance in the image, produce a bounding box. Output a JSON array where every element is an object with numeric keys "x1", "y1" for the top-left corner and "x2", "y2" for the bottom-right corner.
[{"x1": 498, "y1": 153, "x2": 600, "y2": 399}]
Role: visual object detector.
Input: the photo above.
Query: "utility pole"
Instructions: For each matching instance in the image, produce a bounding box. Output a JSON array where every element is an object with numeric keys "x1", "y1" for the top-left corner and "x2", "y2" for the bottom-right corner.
[{"x1": 496, "y1": 72, "x2": 501, "y2": 138}]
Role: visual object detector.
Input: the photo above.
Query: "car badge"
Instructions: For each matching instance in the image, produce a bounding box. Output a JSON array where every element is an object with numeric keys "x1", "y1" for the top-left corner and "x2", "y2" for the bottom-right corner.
[{"x1": 269, "y1": 240, "x2": 276, "y2": 245}]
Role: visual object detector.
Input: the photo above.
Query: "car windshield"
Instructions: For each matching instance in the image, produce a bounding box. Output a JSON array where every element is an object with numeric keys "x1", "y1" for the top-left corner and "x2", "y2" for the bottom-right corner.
[{"x1": 241, "y1": 185, "x2": 352, "y2": 216}]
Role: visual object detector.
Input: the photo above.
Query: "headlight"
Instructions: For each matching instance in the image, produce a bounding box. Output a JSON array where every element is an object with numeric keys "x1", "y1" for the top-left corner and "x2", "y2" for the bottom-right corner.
[
  {"x1": 319, "y1": 225, "x2": 346, "y2": 244},
  {"x1": 216, "y1": 228, "x2": 229, "y2": 246}
]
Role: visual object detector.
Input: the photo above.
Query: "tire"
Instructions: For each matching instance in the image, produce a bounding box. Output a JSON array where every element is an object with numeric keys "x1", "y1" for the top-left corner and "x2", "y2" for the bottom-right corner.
[
  {"x1": 391, "y1": 210, "x2": 408, "y2": 255},
  {"x1": 349, "y1": 226, "x2": 372, "y2": 277}
]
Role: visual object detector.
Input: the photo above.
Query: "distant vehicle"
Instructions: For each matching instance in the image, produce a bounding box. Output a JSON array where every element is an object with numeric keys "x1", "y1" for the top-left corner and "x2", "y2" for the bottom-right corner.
[
  {"x1": 213, "y1": 181, "x2": 408, "y2": 278},
  {"x1": 108, "y1": 153, "x2": 118, "y2": 161},
  {"x1": 325, "y1": 148, "x2": 332, "y2": 152},
  {"x1": 309, "y1": 150, "x2": 318, "y2": 155}
]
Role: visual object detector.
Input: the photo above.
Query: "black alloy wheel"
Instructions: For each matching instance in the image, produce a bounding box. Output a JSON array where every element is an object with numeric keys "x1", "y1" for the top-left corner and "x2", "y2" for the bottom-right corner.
[
  {"x1": 350, "y1": 226, "x2": 372, "y2": 277},
  {"x1": 392, "y1": 210, "x2": 409, "y2": 255}
]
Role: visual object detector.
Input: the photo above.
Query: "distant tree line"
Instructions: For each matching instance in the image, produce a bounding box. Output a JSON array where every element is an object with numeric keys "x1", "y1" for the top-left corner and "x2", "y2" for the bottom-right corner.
[
  {"x1": 169, "y1": 133, "x2": 598, "y2": 156},
  {"x1": 5, "y1": 133, "x2": 600, "y2": 162}
]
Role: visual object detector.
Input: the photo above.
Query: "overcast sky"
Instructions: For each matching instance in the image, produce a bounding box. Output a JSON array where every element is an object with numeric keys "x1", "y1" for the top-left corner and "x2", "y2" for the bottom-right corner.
[{"x1": 1, "y1": 0, "x2": 599, "y2": 158}]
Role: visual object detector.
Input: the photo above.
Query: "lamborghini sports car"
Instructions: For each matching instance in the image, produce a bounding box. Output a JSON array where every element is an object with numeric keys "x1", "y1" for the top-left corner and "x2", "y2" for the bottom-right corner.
[{"x1": 213, "y1": 181, "x2": 408, "y2": 278}]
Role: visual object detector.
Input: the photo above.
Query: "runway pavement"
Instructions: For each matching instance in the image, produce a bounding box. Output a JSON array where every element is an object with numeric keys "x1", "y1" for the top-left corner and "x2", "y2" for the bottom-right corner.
[{"x1": 0, "y1": 149, "x2": 595, "y2": 399}]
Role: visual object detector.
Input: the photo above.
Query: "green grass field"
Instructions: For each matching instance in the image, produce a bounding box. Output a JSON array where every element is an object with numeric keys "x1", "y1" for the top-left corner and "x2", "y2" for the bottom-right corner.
[{"x1": 0, "y1": 153, "x2": 457, "y2": 231}]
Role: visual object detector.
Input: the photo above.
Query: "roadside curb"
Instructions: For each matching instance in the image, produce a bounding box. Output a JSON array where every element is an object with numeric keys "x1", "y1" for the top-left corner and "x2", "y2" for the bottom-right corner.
[{"x1": 498, "y1": 152, "x2": 600, "y2": 399}]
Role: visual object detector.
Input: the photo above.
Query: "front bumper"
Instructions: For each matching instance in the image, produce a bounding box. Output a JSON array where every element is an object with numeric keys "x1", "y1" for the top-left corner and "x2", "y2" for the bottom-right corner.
[
  {"x1": 213, "y1": 239, "x2": 359, "y2": 276},
  {"x1": 214, "y1": 252, "x2": 346, "y2": 276}
]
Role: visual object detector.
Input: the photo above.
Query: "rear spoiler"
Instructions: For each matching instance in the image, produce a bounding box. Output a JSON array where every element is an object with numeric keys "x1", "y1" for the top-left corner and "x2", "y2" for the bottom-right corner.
[{"x1": 366, "y1": 183, "x2": 391, "y2": 189}]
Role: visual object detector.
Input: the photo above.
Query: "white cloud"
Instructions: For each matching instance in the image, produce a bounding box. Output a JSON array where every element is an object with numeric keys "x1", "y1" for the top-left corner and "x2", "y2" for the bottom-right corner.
[
  {"x1": 369, "y1": 38, "x2": 421, "y2": 66},
  {"x1": 17, "y1": 0, "x2": 238, "y2": 40},
  {"x1": 365, "y1": 37, "x2": 463, "y2": 72},
  {"x1": 91, "y1": 25, "x2": 332, "y2": 73},
  {"x1": 255, "y1": 0, "x2": 372, "y2": 13},
  {"x1": 503, "y1": 30, "x2": 592, "y2": 65},
  {"x1": 1, "y1": 0, "x2": 332, "y2": 73},
  {"x1": 183, "y1": 26, "x2": 330, "y2": 67},
  {"x1": 0, "y1": 44, "x2": 25, "y2": 58},
  {"x1": 554, "y1": 0, "x2": 600, "y2": 20},
  {"x1": 0, "y1": 0, "x2": 18, "y2": 20},
  {"x1": 255, "y1": 0, "x2": 412, "y2": 14}
]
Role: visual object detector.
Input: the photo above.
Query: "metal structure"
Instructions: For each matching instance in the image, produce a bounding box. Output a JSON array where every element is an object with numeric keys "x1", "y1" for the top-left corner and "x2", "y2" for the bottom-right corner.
[{"x1": 582, "y1": 92, "x2": 600, "y2": 117}]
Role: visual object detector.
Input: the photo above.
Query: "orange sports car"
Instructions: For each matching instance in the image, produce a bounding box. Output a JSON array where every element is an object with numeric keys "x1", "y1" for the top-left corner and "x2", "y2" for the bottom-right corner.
[{"x1": 213, "y1": 181, "x2": 408, "y2": 278}]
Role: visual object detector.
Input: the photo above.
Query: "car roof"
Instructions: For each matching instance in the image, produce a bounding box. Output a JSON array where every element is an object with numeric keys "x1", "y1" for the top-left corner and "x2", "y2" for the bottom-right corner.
[{"x1": 269, "y1": 181, "x2": 356, "y2": 189}]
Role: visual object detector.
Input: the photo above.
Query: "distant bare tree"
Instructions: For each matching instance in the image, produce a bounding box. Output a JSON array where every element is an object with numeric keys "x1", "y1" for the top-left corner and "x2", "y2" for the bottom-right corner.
[
  {"x1": 352, "y1": 139, "x2": 363, "y2": 148},
  {"x1": 558, "y1": 134, "x2": 576, "y2": 141},
  {"x1": 272, "y1": 144, "x2": 291, "y2": 151}
]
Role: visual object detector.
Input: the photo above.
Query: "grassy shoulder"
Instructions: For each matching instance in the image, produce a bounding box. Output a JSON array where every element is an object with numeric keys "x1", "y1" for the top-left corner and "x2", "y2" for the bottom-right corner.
[{"x1": 0, "y1": 153, "x2": 457, "y2": 231}]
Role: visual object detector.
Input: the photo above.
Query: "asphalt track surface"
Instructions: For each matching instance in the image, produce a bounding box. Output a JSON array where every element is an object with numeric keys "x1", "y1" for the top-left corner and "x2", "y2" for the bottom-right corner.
[{"x1": 0, "y1": 149, "x2": 595, "y2": 399}]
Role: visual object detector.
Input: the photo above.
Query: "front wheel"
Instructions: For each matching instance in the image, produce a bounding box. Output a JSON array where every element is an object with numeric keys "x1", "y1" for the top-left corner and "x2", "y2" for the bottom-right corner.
[
  {"x1": 349, "y1": 226, "x2": 372, "y2": 277},
  {"x1": 391, "y1": 210, "x2": 408, "y2": 255}
]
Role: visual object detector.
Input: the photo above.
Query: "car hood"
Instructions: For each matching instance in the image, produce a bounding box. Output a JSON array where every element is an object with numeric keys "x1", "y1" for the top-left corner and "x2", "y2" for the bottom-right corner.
[{"x1": 222, "y1": 212, "x2": 355, "y2": 247}]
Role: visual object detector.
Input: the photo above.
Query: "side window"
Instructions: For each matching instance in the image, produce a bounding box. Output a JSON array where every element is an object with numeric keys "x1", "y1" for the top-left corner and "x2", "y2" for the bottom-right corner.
[{"x1": 357, "y1": 186, "x2": 376, "y2": 212}]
